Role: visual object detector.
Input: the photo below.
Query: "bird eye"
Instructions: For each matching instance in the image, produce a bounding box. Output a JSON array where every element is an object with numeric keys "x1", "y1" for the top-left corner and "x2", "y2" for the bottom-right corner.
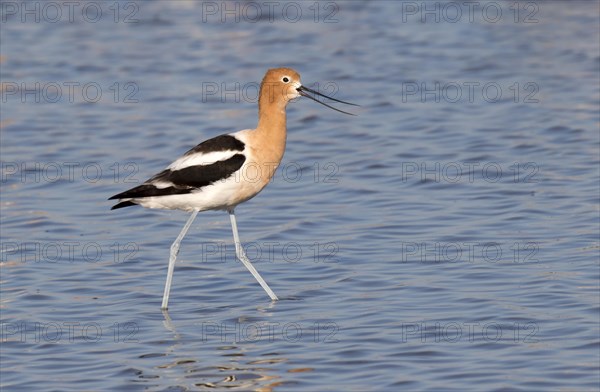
[{"x1": 282, "y1": 77, "x2": 290, "y2": 83}]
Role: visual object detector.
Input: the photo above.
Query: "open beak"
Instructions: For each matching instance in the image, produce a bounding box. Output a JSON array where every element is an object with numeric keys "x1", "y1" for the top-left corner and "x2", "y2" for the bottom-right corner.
[{"x1": 296, "y1": 85, "x2": 359, "y2": 116}]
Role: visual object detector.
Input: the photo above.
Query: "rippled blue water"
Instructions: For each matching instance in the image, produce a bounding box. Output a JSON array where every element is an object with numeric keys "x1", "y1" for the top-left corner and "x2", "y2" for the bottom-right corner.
[{"x1": 1, "y1": 1, "x2": 599, "y2": 391}]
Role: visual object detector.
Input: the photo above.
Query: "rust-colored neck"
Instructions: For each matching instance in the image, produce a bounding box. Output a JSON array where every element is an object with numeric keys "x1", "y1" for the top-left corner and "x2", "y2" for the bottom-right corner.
[
  {"x1": 257, "y1": 81, "x2": 287, "y2": 130},
  {"x1": 254, "y1": 85, "x2": 288, "y2": 165}
]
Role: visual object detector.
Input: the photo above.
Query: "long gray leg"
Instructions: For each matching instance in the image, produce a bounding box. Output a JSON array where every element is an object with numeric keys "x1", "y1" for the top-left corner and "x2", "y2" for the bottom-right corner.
[
  {"x1": 228, "y1": 209, "x2": 278, "y2": 300},
  {"x1": 161, "y1": 210, "x2": 199, "y2": 309}
]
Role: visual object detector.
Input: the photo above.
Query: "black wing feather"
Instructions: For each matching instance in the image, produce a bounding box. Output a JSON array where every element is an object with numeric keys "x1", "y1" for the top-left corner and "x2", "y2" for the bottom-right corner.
[
  {"x1": 109, "y1": 134, "x2": 247, "y2": 209},
  {"x1": 109, "y1": 154, "x2": 245, "y2": 201},
  {"x1": 183, "y1": 134, "x2": 244, "y2": 156},
  {"x1": 165, "y1": 154, "x2": 245, "y2": 187},
  {"x1": 111, "y1": 200, "x2": 138, "y2": 210}
]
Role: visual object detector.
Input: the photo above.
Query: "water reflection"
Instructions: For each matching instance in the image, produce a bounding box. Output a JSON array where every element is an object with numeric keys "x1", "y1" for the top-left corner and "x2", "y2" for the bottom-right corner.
[{"x1": 141, "y1": 309, "x2": 291, "y2": 390}]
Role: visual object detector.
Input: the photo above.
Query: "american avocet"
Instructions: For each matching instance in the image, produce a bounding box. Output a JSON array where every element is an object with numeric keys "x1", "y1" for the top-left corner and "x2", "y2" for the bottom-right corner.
[{"x1": 109, "y1": 68, "x2": 357, "y2": 309}]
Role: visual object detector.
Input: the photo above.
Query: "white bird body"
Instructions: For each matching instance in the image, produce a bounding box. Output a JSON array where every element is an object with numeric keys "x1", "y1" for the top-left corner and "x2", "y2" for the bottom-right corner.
[
  {"x1": 118, "y1": 130, "x2": 277, "y2": 212},
  {"x1": 109, "y1": 68, "x2": 356, "y2": 308}
]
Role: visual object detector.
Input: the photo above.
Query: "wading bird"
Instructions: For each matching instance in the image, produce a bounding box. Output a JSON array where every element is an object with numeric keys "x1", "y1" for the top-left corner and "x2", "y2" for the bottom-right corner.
[{"x1": 109, "y1": 68, "x2": 357, "y2": 309}]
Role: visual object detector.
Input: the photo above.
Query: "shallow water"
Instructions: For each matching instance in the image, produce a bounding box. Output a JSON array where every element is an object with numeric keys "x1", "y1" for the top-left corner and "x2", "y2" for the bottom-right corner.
[{"x1": 1, "y1": 1, "x2": 599, "y2": 391}]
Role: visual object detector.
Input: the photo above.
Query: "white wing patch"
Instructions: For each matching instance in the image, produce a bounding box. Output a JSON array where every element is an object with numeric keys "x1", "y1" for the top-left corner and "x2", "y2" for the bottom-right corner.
[
  {"x1": 151, "y1": 180, "x2": 176, "y2": 189},
  {"x1": 167, "y1": 150, "x2": 242, "y2": 171}
]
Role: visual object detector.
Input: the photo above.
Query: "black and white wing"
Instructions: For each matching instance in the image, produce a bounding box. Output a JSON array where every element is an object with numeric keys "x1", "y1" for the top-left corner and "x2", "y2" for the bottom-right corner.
[{"x1": 109, "y1": 134, "x2": 246, "y2": 210}]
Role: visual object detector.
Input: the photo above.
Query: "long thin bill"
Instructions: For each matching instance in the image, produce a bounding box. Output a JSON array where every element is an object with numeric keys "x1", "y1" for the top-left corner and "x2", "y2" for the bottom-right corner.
[
  {"x1": 298, "y1": 86, "x2": 360, "y2": 106},
  {"x1": 297, "y1": 87, "x2": 358, "y2": 115}
]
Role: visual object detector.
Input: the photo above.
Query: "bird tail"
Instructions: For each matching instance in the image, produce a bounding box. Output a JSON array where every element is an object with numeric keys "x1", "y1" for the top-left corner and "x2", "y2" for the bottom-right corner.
[{"x1": 110, "y1": 200, "x2": 138, "y2": 210}]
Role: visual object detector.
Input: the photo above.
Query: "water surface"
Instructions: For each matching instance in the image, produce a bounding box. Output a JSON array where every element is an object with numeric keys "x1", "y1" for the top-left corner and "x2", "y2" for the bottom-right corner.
[{"x1": 1, "y1": 1, "x2": 599, "y2": 391}]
